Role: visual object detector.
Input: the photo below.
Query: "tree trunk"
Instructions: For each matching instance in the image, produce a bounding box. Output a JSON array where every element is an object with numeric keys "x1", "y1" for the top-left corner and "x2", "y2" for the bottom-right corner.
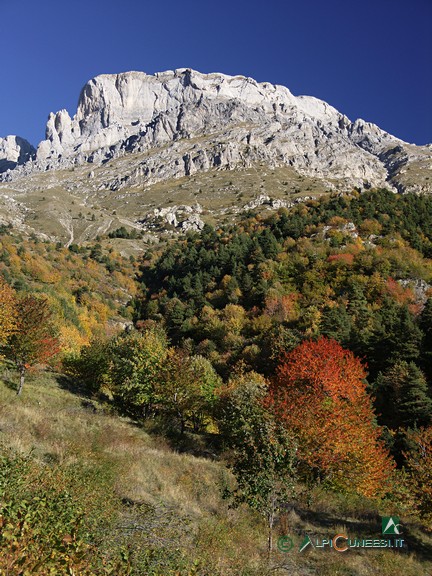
[
  {"x1": 267, "y1": 490, "x2": 278, "y2": 558},
  {"x1": 267, "y1": 505, "x2": 275, "y2": 557},
  {"x1": 17, "y1": 365, "x2": 25, "y2": 396}
]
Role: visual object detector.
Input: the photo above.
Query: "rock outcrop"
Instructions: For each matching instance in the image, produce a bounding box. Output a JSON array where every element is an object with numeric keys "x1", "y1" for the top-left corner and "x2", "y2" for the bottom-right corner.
[
  {"x1": 0, "y1": 136, "x2": 35, "y2": 173},
  {"x1": 1, "y1": 69, "x2": 431, "y2": 194}
]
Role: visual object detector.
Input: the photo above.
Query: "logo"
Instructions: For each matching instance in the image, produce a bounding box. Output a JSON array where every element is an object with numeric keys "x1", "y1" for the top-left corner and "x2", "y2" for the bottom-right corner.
[
  {"x1": 277, "y1": 517, "x2": 405, "y2": 555},
  {"x1": 299, "y1": 535, "x2": 313, "y2": 552},
  {"x1": 277, "y1": 535, "x2": 294, "y2": 553},
  {"x1": 382, "y1": 517, "x2": 402, "y2": 535}
]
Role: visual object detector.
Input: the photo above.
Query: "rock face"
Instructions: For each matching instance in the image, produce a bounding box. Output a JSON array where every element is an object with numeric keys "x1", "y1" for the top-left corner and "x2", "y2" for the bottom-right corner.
[
  {"x1": 0, "y1": 136, "x2": 35, "y2": 173},
  {"x1": 1, "y1": 68, "x2": 431, "y2": 193}
]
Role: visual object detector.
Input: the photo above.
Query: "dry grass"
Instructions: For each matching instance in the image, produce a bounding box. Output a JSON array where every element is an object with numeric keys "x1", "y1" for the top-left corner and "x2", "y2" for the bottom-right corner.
[
  {"x1": 1, "y1": 370, "x2": 431, "y2": 575},
  {"x1": 0, "y1": 155, "x2": 333, "y2": 248}
]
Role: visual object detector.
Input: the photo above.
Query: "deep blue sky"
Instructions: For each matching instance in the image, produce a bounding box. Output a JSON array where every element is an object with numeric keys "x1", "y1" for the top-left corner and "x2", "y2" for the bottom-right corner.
[{"x1": 1, "y1": 0, "x2": 431, "y2": 147}]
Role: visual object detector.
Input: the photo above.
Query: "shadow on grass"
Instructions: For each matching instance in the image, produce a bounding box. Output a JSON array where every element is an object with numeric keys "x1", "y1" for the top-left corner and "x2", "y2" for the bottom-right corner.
[
  {"x1": 1, "y1": 376, "x2": 18, "y2": 392},
  {"x1": 401, "y1": 525, "x2": 432, "y2": 562},
  {"x1": 54, "y1": 374, "x2": 113, "y2": 414},
  {"x1": 55, "y1": 373, "x2": 92, "y2": 395},
  {"x1": 286, "y1": 504, "x2": 432, "y2": 564},
  {"x1": 0, "y1": 366, "x2": 21, "y2": 393},
  {"x1": 142, "y1": 417, "x2": 223, "y2": 461}
]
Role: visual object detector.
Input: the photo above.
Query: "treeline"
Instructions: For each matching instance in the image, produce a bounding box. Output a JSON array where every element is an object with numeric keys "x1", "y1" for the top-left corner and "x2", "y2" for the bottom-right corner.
[{"x1": 134, "y1": 189, "x2": 432, "y2": 462}]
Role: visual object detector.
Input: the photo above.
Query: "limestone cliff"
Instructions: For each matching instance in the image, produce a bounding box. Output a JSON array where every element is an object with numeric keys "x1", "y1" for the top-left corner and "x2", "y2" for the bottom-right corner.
[{"x1": 2, "y1": 69, "x2": 430, "y2": 194}]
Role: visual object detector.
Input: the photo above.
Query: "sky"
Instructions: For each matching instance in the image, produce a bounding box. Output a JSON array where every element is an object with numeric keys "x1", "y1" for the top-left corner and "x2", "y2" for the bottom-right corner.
[{"x1": 0, "y1": 0, "x2": 431, "y2": 147}]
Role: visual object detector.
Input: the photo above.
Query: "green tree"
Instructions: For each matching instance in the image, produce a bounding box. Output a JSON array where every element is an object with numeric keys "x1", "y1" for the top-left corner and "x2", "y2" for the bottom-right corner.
[
  {"x1": 373, "y1": 361, "x2": 432, "y2": 430},
  {"x1": 368, "y1": 301, "x2": 422, "y2": 378},
  {"x1": 109, "y1": 327, "x2": 168, "y2": 418},
  {"x1": 320, "y1": 302, "x2": 352, "y2": 344},
  {"x1": 156, "y1": 351, "x2": 221, "y2": 433},
  {"x1": 419, "y1": 298, "x2": 432, "y2": 381},
  {"x1": 346, "y1": 282, "x2": 374, "y2": 357},
  {"x1": 217, "y1": 371, "x2": 296, "y2": 555},
  {"x1": 63, "y1": 337, "x2": 112, "y2": 393}
]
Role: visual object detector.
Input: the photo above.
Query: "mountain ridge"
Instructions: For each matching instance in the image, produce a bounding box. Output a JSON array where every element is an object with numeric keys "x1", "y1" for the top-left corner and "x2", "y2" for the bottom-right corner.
[
  {"x1": 2, "y1": 68, "x2": 430, "y2": 190},
  {"x1": 0, "y1": 68, "x2": 430, "y2": 243}
]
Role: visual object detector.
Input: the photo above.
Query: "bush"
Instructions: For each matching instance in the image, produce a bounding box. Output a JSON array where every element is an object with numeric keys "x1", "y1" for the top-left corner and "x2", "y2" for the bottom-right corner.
[{"x1": 0, "y1": 447, "x2": 129, "y2": 574}]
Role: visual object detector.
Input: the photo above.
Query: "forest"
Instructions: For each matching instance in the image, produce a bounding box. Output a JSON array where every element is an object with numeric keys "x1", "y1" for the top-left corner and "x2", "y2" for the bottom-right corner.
[{"x1": 1, "y1": 188, "x2": 432, "y2": 574}]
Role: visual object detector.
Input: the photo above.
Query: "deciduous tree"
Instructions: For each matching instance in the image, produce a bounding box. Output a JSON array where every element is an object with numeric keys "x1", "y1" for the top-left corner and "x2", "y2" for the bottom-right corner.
[
  {"x1": 5, "y1": 294, "x2": 60, "y2": 395},
  {"x1": 217, "y1": 371, "x2": 297, "y2": 554},
  {"x1": 268, "y1": 337, "x2": 394, "y2": 498},
  {"x1": 109, "y1": 327, "x2": 168, "y2": 418},
  {"x1": 156, "y1": 350, "x2": 221, "y2": 433}
]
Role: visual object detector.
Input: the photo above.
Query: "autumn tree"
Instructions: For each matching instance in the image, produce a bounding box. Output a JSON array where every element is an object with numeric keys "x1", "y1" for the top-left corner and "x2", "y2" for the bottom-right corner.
[
  {"x1": 5, "y1": 294, "x2": 60, "y2": 395},
  {"x1": 217, "y1": 371, "x2": 297, "y2": 554},
  {"x1": 0, "y1": 276, "x2": 16, "y2": 348},
  {"x1": 268, "y1": 337, "x2": 394, "y2": 498},
  {"x1": 403, "y1": 426, "x2": 432, "y2": 530}
]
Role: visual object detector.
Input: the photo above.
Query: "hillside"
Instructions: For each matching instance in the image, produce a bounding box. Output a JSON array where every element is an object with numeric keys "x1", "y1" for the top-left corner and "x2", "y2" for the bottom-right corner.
[
  {"x1": 0, "y1": 227, "x2": 137, "y2": 352},
  {"x1": 0, "y1": 188, "x2": 432, "y2": 573},
  {"x1": 1, "y1": 372, "x2": 431, "y2": 575}
]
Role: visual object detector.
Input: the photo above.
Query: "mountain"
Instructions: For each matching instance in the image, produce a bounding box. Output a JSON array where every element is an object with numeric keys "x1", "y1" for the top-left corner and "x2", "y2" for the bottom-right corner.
[{"x1": 0, "y1": 69, "x2": 430, "y2": 244}]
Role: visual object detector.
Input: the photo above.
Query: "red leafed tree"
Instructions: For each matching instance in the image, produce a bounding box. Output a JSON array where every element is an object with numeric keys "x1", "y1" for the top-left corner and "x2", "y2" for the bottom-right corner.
[
  {"x1": 6, "y1": 294, "x2": 60, "y2": 395},
  {"x1": 267, "y1": 337, "x2": 394, "y2": 498}
]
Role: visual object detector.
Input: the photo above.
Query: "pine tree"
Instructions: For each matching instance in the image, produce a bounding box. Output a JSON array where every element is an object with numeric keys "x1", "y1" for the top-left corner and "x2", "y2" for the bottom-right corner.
[
  {"x1": 419, "y1": 298, "x2": 432, "y2": 381},
  {"x1": 320, "y1": 302, "x2": 352, "y2": 345},
  {"x1": 373, "y1": 361, "x2": 432, "y2": 430}
]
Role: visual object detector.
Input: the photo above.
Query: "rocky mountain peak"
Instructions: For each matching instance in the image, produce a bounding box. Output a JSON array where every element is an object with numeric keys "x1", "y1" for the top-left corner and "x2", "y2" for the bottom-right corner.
[{"x1": 0, "y1": 68, "x2": 430, "y2": 198}]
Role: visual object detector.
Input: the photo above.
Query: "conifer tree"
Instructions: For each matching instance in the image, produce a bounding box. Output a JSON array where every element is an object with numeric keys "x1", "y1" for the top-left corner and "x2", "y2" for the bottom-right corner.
[{"x1": 373, "y1": 361, "x2": 432, "y2": 430}]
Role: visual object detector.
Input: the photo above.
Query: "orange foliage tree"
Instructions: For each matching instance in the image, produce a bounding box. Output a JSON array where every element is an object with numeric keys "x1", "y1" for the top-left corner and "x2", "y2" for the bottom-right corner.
[
  {"x1": 267, "y1": 337, "x2": 394, "y2": 498},
  {"x1": 0, "y1": 276, "x2": 17, "y2": 347},
  {"x1": 5, "y1": 294, "x2": 60, "y2": 395}
]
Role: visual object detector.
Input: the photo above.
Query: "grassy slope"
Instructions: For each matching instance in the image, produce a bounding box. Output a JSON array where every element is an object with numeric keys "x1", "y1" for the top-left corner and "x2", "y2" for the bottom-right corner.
[
  {"x1": 1, "y1": 371, "x2": 431, "y2": 575},
  {"x1": 0, "y1": 159, "x2": 333, "y2": 247}
]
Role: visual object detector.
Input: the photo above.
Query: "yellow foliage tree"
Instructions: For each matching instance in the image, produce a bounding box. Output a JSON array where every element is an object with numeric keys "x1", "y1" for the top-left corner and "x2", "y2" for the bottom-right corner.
[{"x1": 0, "y1": 277, "x2": 17, "y2": 348}]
